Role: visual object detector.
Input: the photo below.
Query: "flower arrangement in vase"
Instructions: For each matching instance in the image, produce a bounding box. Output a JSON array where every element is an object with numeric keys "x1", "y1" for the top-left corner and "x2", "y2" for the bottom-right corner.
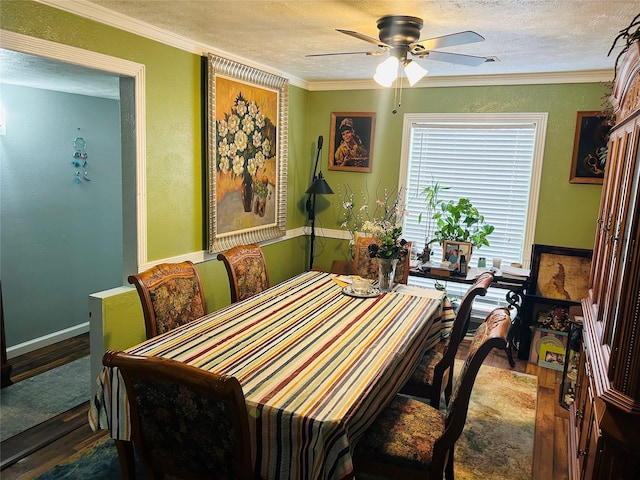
[
  {"x1": 340, "y1": 185, "x2": 409, "y2": 290},
  {"x1": 216, "y1": 92, "x2": 276, "y2": 213}
]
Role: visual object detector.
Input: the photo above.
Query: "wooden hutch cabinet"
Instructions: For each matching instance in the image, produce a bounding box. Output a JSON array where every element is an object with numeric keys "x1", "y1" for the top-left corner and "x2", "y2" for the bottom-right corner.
[{"x1": 568, "y1": 44, "x2": 640, "y2": 479}]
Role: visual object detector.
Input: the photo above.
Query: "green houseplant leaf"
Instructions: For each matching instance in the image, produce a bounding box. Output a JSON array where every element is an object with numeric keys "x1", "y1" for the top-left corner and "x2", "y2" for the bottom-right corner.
[{"x1": 430, "y1": 197, "x2": 495, "y2": 249}]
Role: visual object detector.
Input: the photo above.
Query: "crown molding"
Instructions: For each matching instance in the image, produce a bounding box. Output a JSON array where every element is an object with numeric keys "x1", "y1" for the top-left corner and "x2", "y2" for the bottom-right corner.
[
  {"x1": 305, "y1": 69, "x2": 614, "y2": 91},
  {"x1": 37, "y1": 1, "x2": 613, "y2": 93},
  {"x1": 36, "y1": 0, "x2": 308, "y2": 89}
]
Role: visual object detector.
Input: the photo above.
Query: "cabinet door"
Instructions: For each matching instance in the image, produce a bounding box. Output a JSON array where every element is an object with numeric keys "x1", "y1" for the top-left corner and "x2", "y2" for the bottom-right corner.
[
  {"x1": 582, "y1": 412, "x2": 601, "y2": 480},
  {"x1": 590, "y1": 122, "x2": 627, "y2": 307},
  {"x1": 606, "y1": 119, "x2": 640, "y2": 401},
  {"x1": 576, "y1": 355, "x2": 598, "y2": 478},
  {"x1": 600, "y1": 120, "x2": 639, "y2": 343}
]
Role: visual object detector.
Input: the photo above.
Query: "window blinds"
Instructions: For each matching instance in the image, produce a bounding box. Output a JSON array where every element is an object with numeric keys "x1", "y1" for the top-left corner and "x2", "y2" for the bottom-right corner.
[
  {"x1": 402, "y1": 118, "x2": 542, "y2": 313},
  {"x1": 403, "y1": 122, "x2": 536, "y2": 265}
]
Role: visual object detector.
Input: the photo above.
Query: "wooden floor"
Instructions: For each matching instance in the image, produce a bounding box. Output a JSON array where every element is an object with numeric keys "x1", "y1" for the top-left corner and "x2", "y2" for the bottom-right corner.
[{"x1": 0, "y1": 334, "x2": 569, "y2": 479}]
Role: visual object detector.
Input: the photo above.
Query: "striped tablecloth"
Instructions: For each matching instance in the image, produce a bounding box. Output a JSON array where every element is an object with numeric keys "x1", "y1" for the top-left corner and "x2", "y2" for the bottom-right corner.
[{"x1": 90, "y1": 271, "x2": 446, "y2": 480}]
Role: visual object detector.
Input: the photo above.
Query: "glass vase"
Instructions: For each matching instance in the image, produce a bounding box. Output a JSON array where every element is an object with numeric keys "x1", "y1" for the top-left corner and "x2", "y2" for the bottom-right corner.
[{"x1": 377, "y1": 257, "x2": 398, "y2": 292}]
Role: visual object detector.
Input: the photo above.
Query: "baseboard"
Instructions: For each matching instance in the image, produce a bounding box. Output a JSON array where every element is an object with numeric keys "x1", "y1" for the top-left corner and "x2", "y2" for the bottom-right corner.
[{"x1": 6, "y1": 322, "x2": 90, "y2": 359}]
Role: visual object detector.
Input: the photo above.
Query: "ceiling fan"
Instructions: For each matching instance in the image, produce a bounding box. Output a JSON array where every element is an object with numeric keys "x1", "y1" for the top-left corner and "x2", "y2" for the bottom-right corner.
[{"x1": 308, "y1": 15, "x2": 496, "y2": 86}]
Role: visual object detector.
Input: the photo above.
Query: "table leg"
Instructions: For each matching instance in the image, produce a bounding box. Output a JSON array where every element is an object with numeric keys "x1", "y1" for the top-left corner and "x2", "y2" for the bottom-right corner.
[
  {"x1": 504, "y1": 287, "x2": 525, "y2": 368},
  {"x1": 114, "y1": 439, "x2": 136, "y2": 480},
  {"x1": 505, "y1": 317, "x2": 518, "y2": 368}
]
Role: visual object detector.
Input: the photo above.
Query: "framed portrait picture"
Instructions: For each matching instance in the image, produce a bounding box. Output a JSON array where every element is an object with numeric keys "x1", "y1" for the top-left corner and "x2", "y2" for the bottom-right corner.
[
  {"x1": 442, "y1": 241, "x2": 472, "y2": 271},
  {"x1": 206, "y1": 54, "x2": 289, "y2": 253},
  {"x1": 328, "y1": 112, "x2": 375, "y2": 173},
  {"x1": 569, "y1": 111, "x2": 612, "y2": 184},
  {"x1": 529, "y1": 244, "x2": 592, "y2": 300}
]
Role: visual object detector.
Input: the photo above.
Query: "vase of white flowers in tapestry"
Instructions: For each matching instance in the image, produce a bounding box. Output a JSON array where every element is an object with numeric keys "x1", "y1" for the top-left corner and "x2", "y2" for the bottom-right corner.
[
  {"x1": 241, "y1": 171, "x2": 254, "y2": 212},
  {"x1": 216, "y1": 91, "x2": 275, "y2": 215},
  {"x1": 377, "y1": 257, "x2": 398, "y2": 292}
]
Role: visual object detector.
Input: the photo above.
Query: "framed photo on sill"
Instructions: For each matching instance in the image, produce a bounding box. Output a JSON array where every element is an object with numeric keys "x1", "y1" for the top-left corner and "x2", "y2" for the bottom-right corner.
[
  {"x1": 328, "y1": 112, "x2": 375, "y2": 173},
  {"x1": 442, "y1": 241, "x2": 472, "y2": 271},
  {"x1": 569, "y1": 111, "x2": 611, "y2": 184}
]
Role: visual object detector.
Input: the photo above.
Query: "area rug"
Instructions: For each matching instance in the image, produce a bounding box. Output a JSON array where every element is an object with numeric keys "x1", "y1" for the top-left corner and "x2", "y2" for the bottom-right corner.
[
  {"x1": 35, "y1": 362, "x2": 536, "y2": 479},
  {"x1": 35, "y1": 437, "x2": 146, "y2": 480},
  {"x1": 453, "y1": 361, "x2": 537, "y2": 480},
  {"x1": 1, "y1": 356, "x2": 91, "y2": 441}
]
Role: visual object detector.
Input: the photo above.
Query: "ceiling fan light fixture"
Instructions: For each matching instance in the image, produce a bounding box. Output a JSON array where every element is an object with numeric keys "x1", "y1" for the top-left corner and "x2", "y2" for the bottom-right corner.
[
  {"x1": 374, "y1": 56, "x2": 399, "y2": 87},
  {"x1": 403, "y1": 60, "x2": 427, "y2": 86}
]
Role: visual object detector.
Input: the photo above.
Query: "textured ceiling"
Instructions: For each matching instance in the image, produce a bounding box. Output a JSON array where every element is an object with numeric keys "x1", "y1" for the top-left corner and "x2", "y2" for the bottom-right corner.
[
  {"x1": 1, "y1": 0, "x2": 638, "y2": 98},
  {"x1": 85, "y1": 0, "x2": 636, "y2": 82}
]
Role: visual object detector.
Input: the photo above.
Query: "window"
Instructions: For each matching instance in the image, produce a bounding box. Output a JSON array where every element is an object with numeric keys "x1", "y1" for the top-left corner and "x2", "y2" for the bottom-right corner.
[{"x1": 399, "y1": 113, "x2": 547, "y2": 312}]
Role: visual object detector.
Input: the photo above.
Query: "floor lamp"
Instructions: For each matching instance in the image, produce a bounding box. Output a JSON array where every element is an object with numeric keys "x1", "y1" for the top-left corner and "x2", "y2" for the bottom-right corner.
[{"x1": 306, "y1": 135, "x2": 333, "y2": 270}]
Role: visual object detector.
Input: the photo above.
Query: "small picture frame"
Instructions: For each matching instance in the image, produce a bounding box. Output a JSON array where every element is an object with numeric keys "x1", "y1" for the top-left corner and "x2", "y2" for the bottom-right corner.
[
  {"x1": 529, "y1": 327, "x2": 568, "y2": 371},
  {"x1": 328, "y1": 112, "x2": 375, "y2": 173},
  {"x1": 442, "y1": 241, "x2": 472, "y2": 271},
  {"x1": 569, "y1": 111, "x2": 611, "y2": 184}
]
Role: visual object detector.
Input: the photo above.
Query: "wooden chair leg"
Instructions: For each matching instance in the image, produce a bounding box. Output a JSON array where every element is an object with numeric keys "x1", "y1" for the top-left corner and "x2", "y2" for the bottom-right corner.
[
  {"x1": 114, "y1": 439, "x2": 136, "y2": 480},
  {"x1": 445, "y1": 446, "x2": 455, "y2": 480}
]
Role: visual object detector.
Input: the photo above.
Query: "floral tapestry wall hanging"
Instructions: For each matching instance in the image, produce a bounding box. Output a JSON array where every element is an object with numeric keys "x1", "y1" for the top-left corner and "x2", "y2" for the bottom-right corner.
[{"x1": 206, "y1": 54, "x2": 288, "y2": 253}]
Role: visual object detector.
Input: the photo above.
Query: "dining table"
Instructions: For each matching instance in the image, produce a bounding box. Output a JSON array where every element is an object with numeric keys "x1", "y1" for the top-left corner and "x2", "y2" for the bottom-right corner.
[{"x1": 89, "y1": 270, "x2": 452, "y2": 480}]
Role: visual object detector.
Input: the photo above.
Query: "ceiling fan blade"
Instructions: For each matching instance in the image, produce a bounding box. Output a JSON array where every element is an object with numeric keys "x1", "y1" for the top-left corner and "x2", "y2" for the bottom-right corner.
[
  {"x1": 414, "y1": 50, "x2": 489, "y2": 66},
  {"x1": 305, "y1": 51, "x2": 385, "y2": 57},
  {"x1": 410, "y1": 30, "x2": 484, "y2": 53},
  {"x1": 336, "y1": 29, "x2": 391, "y2": 50}
]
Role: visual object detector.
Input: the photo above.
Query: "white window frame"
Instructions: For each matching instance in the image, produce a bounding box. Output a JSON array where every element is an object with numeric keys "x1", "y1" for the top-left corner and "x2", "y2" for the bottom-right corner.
[{"x1": 398, "y1": 112, "x2": 547, "y2": 315}]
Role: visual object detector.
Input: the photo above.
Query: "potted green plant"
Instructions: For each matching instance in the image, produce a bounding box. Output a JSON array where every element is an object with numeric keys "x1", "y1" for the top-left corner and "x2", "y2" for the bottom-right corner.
[
  {"x1": 430, "y1": 197, "x2": 495, "y2": 250},
  {"x1": 416, "y1": 181, "x2": 449, "y2": 263}
]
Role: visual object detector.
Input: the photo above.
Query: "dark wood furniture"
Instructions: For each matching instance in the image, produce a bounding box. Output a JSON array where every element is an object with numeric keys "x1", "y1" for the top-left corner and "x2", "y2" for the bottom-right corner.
[
  {"x1": 127, "y1": 261, "x2": 206, "y2": 339},
  {"x1": 519, "y1": 244, "x2": 592, "y2": 365},
  {"x1": 559, "y1": 310, "x2": 583, "y2": 410},
  {"x1": 409, "y1": 266, "x2": 528, "y2": 366},
  {"x1": 91, "y1": 271, "x2": 446, "y2": 479},
  {"x1": 1, "y1": 281, "x2": 13, "y2": 388},
  {"x1": 353, "y1": 307, "x2": 511, "y2": 480},
  {"x1": 401, "y1": 272, "x2": 493, "y2": 408},
  {"x1": 216, "y1": 244, "x2": 270, "y2": 303},
  {"x1": 568, "y1": 43, "x2": 640, "y2": 480},
  {"x1": 103, "y1": 350, "x2": 254, "y2": 480}
]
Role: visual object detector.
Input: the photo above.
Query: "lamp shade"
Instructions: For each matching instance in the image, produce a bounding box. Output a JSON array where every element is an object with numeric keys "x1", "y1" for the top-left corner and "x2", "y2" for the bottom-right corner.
[
  {"x1": 373, "y1": 56, "x2": 399, "y2": 87},
  {"x1": 306, "y1": 172, "x2": 334, "y2": 195},
  {"x1": 404, "y1": 60, "x2": 428, "y2": 86}
]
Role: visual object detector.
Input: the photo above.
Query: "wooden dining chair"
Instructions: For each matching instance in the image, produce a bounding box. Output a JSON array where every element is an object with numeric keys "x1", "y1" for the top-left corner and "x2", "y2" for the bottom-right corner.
[
  {"x1": 128, "y1": 261, "x2": 206, "y2": 339},
  {"x1": 353, "y1": 307, "x2": 511, "y2": 480},
  {"x1": 394, "y1": 241, "x2": 412, "y2": 285},
  {"x1": 353, "y1": 235, "x2": 378, "y2": 281},
  {"x1": 102, "y1": 350, "x2": 255, "y2": 480},
  {"x1": 401, "y1": 271, "x2": 494, "y2": 408},
  {"x1": 217, "y1": 244, "x2": 270, "y2": 303},
  {"x1": 353, "y1": 235, "x2": 411, "y2": 285}
]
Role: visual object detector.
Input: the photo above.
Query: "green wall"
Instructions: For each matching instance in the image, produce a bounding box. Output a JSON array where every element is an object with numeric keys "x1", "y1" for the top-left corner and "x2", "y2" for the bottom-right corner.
[
  {"x1": 306, "y1": 84, "x2": 605, "y2": 271},
  {"x1": 2, "y1": 1, "x2": 605, "y2": 351}
]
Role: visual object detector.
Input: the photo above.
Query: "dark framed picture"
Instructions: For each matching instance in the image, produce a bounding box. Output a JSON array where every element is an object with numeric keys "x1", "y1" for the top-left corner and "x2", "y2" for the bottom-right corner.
[
  {"x1": 206, "y1": 54, "x2": 289, "y2": 253},
  {"x1": 328, "y1": 112, "x2": 375, "y2": 173},
  {"x1": 529, "y1": 244, "x2": 592, "y2": 301},
  {"x1": 569, "y1": 111, "x2": 611, "y2": 184},
  {"x1": 442, "y1": 241, "x2": 472, "y2": 271}
]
